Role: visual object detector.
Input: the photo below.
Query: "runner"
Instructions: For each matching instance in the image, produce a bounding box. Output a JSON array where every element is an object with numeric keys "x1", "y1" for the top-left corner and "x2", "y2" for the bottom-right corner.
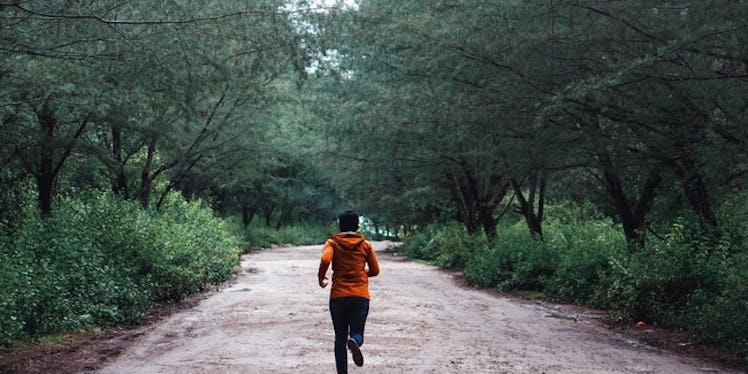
[{"x1": 317, "y1": 211, "x2": 380, "y2": 374}]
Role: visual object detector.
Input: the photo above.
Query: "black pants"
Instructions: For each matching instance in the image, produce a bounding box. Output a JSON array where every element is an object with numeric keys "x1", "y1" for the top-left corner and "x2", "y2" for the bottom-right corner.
[{"x1": 329, "y1": 296, "x2": 369, "y2": 374}]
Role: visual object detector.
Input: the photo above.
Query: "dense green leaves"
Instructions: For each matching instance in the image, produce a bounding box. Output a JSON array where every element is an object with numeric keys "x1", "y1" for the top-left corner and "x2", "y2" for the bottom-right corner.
[
  {"x1": 1, "y1": 0, "x2": 342, "y2": 225},
  {"x1": 404, "y1": 202, "x2": 747, "y2": 357},
  {"x1": 0, "y1": 191, "x2": 240, "y2": 345},
  {"x1": 306, "y1": 1, "x2": 747, "y2": 244}
]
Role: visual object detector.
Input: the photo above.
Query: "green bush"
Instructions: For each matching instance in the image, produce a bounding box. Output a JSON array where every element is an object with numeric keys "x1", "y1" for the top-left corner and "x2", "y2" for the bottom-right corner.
[
  {"x1": 463, "y1": 244, "x2": 510, "y2": 288},
  {"x1": 432, "y1": 224, "x2": 488, "y2": 270},
  {"x1": 0, "y1": 191, "x2": 241, "y2": 346},
  {"x1": 678, "y1": 252, "x2": 748, "y2": 357},
  {"x1": 1, "y1": 206, "x2": 151, "y2": 342},
  {"x1": 240, "y1": 220, "x2": 336, "y2": 250},
  {"x1": 400, "y1": 222, "x2": 488, "y2": 269},
  {"x1": 399, "y1": 224, "x2": 441, "y2": 262},
  {"x1": 685, "y1": 194, "x2": 748, "y2": 357},
  {"x1": 467, "y1": 224, "x2": 554, "y2": 292},
  {"x1": 0, "y1": 236, "x2": 26, "y2": 345},
  {"x1": 145, "y1": 195, "x2": 241, "y2": 299},
  {"x1": 379, "y1": 200, "x2": 748, "y2": 359},
  {"x1": 543, "y1": 218, "x2": 627, "y2": 307},
  {"x1": 606, "y1": 220, "x2": 748, "y2": 357}
]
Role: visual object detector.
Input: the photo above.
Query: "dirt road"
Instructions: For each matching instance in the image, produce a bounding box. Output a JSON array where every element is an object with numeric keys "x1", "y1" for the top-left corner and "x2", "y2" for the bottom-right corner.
[{"x1": 98, "y1": 242, "x2": 741, "y2": 373}]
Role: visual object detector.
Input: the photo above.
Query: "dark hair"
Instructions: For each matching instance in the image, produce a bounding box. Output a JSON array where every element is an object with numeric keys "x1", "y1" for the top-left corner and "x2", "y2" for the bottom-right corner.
[{"x1": 339, "y1": 210, "x2": 359, "y2": 232}]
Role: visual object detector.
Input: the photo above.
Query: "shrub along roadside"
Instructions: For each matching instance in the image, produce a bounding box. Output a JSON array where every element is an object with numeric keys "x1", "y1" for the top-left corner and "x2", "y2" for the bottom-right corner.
[
  {"x1": 0, "y1": 191, "x2": 241, "y2": 347},
  {"x1": 399, "y1": 211, "x2": 748, "y2": 360},
  {"x1": 237, "y1": 220, "x2": 337, "y2": 250}
]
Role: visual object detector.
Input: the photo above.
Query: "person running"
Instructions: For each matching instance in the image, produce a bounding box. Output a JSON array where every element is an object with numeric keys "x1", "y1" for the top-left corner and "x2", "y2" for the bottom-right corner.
[{"x1": 318, "y1": 211, "x2": 380, "y2": 373}]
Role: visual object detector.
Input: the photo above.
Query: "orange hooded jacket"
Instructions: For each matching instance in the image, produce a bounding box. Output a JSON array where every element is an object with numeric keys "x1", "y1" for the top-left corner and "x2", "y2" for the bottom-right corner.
[{"x1": 318, "y1": 233, "x2": 380, "y2": 299}]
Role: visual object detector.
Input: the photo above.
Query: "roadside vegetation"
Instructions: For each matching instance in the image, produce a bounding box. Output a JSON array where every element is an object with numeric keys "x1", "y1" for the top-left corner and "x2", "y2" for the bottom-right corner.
[
  {"x1": 240, "y1": 220, "x2": 338, "y2": 250},
  {"x1": 0, "y1": 191, "x2": 240, "y2": 346},
  {"x1": 400, "y1": 198, "x2": 747, "y2": 359}
]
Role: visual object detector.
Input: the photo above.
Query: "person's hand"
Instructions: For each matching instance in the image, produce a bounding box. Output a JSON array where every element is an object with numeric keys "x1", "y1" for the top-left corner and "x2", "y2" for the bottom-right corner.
[{"x1": 319, "y1": 275, "x2": 328, "y2": 288}]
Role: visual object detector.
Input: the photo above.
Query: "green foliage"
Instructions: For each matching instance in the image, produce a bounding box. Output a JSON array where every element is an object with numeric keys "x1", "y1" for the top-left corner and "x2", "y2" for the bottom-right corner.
[
  {"x1": 0, "y1": 191, "x2": 240, "y2": 346},
  {"x1": 481, "y1": 215, "x2": 625, "y2": 302},
  {"x1": 239, "y1": 220, "x2": 337, "y2": 250},
  {"x1": 398, "y1": 225, "x2": 439, "y2": 262},
  {"x1": 144, "y1": 193, "x2": 241, "y2": 299},
  {"x1": 678, "y1": 252, "x2": 748, "y2": 357},
  {"x1": 405, "y1": 201, "x2": 748, "y2": 358},
  {"x1": 0, "y1": 239, "x2": 24, "y2": 346},
  {"x1": 432, "y1": 224, "x2": 487, "y2": 270},
  {"x1": 0, "y1": 203, "x2": 150, "y2": 345},
  {"x1": 542, "y1": 216, "x2": 628, "y2": 307},
  {"x1": 604, "y1": 203, "x2": 748, "y2": 356},
  {"x1": 0, "y1": 174, "x2": 35, "y2": 232},
  {"x1": 464, "y1": 223, "x2": 555, "y2": 292},
  {"x1": 1, "y1": 0, "x2": 337, "y2": 227},
  {"x1": 308, "y1": 0, "x2": 747, "y2": 247}
]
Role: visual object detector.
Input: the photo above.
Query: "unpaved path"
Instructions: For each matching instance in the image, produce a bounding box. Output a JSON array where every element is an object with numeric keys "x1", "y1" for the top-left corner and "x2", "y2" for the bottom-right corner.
[{"x1": 98, "y1": 242, "x2": 741, "y2": 373}]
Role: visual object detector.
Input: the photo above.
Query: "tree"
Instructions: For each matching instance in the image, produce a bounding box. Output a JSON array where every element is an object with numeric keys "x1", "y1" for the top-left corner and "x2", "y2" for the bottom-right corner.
[
  {"x1": 304, "y1": 0, "x2": 747, "y2": 244},
  {"x1": 1, "y1": 0, "x2": 312, "y2": 219}
]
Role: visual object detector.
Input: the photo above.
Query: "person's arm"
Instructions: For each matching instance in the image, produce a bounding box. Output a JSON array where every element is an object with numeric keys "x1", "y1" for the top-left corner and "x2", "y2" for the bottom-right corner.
[
  {"x1": 318, "y1": 241, "x2": 334, "y2": 288},
  {"x1": 366, "y1": 243, "x2": 380, "y2": 277}
]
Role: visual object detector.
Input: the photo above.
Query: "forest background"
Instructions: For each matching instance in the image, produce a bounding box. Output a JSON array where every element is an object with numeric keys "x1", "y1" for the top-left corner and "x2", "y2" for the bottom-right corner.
[{"x1": 0, "y1": 0, "x2": 746, "y2": 362}]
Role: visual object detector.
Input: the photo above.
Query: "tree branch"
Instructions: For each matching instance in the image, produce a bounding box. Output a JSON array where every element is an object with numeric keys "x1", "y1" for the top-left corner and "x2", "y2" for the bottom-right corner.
[{"x1": 8, "y1": 4, "x2": 329, "y2": 26}]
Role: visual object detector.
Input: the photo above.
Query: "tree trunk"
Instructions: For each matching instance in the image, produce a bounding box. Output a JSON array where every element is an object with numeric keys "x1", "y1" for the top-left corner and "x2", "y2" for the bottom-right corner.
[
  {"x1": 275, "y1": 207, "x2": 292, "y2": 230},
  {"x1": 137, "y1": 137, "x2": 157, "y2": 208},
  {"x1": 213, "y1": 188, "x2": 228, "y2": 215},
  {"x1": 36, "y1": 102, "x2": 55, "y2": 217},
  {"x1": 684, "y1": 171, "x2": 717, "y2": 228},
  {"x1": 262, "y1": 205, "x2": 273, "y2": 226},
  {"x1": 445, "y1": 165, "x2": 508, "y2": 239},
  {"x1": 602, "y1": 164, "x2": 661, "y2": 248},
  {"x1": 110, "y1": 124, "x2": 129, "y2": 198},
  {"x1": 675, "y1": 157, "x2": 717, "y2": 230},
  {"x1": 242, "y1": 205, "x2": 256, "y2": 227},
  {"x1": 445, "y1": 170, "x2": 480, "y2": 234},
  {"x1": 510, "y1": 170, "x2": 546, "y2": 239},
  {"x1": 31, "y1": 99, "x2": 88, "y2": 217},
  {"x1": 482, "y1": 180, "x2": 511, "y2": 240},
  {"x1": 478, "y1": 206, "x2": 498, "y2": 239}
]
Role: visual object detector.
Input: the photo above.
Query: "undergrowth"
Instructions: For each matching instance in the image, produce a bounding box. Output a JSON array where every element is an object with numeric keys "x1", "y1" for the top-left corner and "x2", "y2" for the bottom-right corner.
[
  {"x1": 399, "y1": 201, "x2": 748, "y2": 360},
  {"x1": 0, "y1": 191, "x2": 240, "y2": 346},
  {"x1": 238, "y1": 220, "x2": 336, "y2": 250}
]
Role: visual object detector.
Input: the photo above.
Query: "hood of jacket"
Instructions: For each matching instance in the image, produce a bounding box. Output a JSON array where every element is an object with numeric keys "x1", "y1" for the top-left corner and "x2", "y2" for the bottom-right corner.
[{"x1": 329, "y1": 232, "x2": 365, "y2": 250}]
